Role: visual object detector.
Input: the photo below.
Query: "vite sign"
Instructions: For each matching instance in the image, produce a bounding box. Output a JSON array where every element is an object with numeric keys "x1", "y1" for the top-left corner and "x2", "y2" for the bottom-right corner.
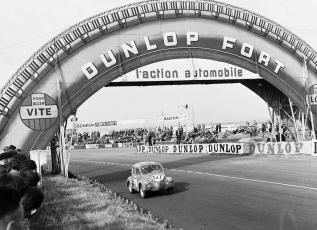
[
  {"x1": 81, "y1": 32, "x2": 285, "y2": 80},
  {"x1": 20, "y1": 93, "x2": 58, "y2": 131}
]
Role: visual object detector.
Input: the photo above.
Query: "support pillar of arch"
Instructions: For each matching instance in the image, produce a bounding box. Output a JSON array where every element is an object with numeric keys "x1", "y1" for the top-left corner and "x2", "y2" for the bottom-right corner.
[{"x1": 244, "y1": 80, "x2": 313, "y2": 141}]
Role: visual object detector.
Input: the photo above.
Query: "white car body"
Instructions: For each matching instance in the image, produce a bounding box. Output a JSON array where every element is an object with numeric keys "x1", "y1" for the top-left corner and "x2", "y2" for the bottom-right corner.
[{"x1": 127, "y1": 161, "x2": 174, "y2": 198}]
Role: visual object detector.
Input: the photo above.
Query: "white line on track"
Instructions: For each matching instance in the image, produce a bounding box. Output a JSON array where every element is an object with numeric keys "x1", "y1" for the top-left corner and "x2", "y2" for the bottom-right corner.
[
  {"x1": 73, "y1": 160, "x2": 131, "y2": 167},
  {"x1": 73, "y1": 160, "x2": 317, "y2": 191},
  {"x1": 170, "y1": 169, "x2": 317, "y2": 191}
]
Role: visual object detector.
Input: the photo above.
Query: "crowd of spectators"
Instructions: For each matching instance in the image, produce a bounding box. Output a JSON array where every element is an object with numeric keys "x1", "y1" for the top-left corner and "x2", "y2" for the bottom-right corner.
[
  {"x1": 0, "y1": 145, "x2": 44, "y2": 230},
  {"x1": 67, "y1": 128, "x2": 147, "y2": 145},
  {"x1": 66, "y1": 120, "x2": 292, "y2": 146},
  {"x1": 67, "y1": 126, "x2": 178, "y2": 145},
  {"x1": 66, "y1": 124, "x2": 221, "y2": 145},
  {"x1": 229, "y1": 120, "x2": 291, "y2": 141}
]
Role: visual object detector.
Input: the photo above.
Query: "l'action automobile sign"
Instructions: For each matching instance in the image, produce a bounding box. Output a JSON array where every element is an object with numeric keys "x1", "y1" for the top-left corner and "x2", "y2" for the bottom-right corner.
[{"x1": 20, "y1": 93, "x2": 58, "y2": 131}]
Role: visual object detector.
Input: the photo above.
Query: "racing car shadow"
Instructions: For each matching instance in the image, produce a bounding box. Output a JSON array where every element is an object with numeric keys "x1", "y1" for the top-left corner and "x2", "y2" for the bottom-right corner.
[
  {"x1": 149, "y1": 182, "x2": 190, "y2": 197},
  {"x1": 173, "y1": 181, "x2": 190, "y2": 194}
]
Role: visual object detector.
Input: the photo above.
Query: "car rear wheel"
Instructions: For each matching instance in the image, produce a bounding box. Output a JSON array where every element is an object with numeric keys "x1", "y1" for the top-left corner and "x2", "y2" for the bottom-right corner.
[
  {"x1": 139, "y1": 186, "x2": 147, "y2": 198},
  {"x1": 128, "y1": 182, "x2": 135, "y2": 194}
]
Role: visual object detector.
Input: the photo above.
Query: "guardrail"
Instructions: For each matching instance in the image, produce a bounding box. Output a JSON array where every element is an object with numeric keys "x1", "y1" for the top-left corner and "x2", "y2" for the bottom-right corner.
[
  {"x1": 65, "y1": 141, "x2": 315, "y2": 155},
  {"x1": 0, "y1": 0, "x2": 316, "y2": 119}
]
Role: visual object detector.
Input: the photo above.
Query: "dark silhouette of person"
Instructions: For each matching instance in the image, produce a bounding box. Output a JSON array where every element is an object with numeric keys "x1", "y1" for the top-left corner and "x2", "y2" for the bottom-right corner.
[
  {"x1": 176, "y1": 125, "x2": 182, "y2": 145},
  {"x1": 22, "y1": 187, "x2": 44, "y2": 218},
  {"x1": 147, "y1": 131, "x2": 153, "y2": 146},
  {"x1": 0, "y1": 187, "x2": 25, "y2": 230}
]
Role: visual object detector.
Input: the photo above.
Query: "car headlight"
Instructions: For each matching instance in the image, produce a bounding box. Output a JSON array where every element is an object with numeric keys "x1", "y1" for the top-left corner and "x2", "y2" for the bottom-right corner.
[
  {"x1": 145, "y1": 181, "x2": 152, "y2": 188},
  {"x1": 165, "y1": 177, "x2": 173, "y2": 183}
]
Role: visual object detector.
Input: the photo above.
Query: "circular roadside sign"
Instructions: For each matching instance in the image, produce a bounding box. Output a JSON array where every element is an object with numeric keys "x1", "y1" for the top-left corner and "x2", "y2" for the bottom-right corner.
[
  {"x1": 309, "y1": 85, "x2": 317, "y2": 105},
  {"x1": 19, "y1": 93, "x2": 59, "y2": 131}
]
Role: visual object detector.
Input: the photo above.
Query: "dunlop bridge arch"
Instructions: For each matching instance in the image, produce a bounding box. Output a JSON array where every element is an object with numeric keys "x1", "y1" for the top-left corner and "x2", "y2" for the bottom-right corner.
[{"x1": 0, "y1": 0, "x2": 317, "y2": 150}]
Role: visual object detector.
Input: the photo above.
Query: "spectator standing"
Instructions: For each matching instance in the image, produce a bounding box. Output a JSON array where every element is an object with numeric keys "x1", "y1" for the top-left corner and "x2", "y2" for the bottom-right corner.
[
  {"x1": 268, "y1": 122, "x2": 272, "y2": 133},
  {"x1": 261, "y1": 123, "x2": 266, "y2": 137},
  {"x1": 0, "y1": 145, "x2": 17, "y2": 166},
  {"x1": 147, "y1": 130, "x2": 153, "y2": 146},
  {"x1": 176, "y1": 126, "x2": 182, "y2": 145},
  {"x1": 180, "y1": 125, "x2": 184, "y2": 139},
  {"x1": 253, "y1": 120, "x2": 258, "y2": 135}
]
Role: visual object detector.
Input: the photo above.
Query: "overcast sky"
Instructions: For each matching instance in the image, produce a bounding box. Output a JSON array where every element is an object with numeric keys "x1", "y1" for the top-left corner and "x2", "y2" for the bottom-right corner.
[{"x1": 1, "y1": 0, "x2": 317, "y2": 125}]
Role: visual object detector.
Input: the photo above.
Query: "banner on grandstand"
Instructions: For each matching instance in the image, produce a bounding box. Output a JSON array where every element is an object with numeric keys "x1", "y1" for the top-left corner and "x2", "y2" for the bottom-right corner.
[
  {"x1": 86, "y1": 144, "x2": 99, "y2": 149},
  {"x1": 76, "y1": 121, "x2": 117, "y2": 128},
  {"x1": 136, "y1": 143, "x2": 245, "y2": 154}
]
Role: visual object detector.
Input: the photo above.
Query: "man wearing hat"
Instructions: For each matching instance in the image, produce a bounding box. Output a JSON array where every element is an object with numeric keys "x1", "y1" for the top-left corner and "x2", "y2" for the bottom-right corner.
[{"x1": 0, "y1": 145, "x2": 17, "y2": 166}]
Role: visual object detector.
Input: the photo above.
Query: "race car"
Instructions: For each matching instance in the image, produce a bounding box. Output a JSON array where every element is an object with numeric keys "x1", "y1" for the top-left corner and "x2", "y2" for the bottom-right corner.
[{"x1": 127, "y1": 161, "x2": 174, "y2": 198}]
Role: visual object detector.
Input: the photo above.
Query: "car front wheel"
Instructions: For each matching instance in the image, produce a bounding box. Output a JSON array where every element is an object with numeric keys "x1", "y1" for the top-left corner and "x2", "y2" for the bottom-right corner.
[
  {"x1": 128, "y1": 182, "x2": 135, "y2": 194},
  {"x1": 139, "y1": 186, "x2": 147, "y2": 198}
]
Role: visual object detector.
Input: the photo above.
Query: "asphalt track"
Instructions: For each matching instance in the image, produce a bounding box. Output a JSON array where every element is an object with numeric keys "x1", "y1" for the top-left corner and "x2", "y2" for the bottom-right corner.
[{"x1": 69, "y1": 148, "x2": 317, "y2": 230}]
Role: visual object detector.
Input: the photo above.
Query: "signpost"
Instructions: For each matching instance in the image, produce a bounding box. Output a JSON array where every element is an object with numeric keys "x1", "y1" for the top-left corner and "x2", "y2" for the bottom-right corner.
[
  {"x1": 30, "y1": 150, "x2": 48, "y2": 186},
  {"x1": 19, "y1": 93, "x2": 58, "y2": 131}
]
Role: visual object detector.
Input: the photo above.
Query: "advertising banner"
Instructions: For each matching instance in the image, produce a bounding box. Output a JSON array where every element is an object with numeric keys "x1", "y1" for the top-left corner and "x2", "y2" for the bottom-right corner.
[
  {"x1": 112, "y1": 59, "x2": 262, "y2": 84},
  {"x1": 94, "y1": 121, "x2": 117, "y2": 127},
  {"x1": 86, "y1": 144, "x2": 99, "y2": 149},
  {"x1": 136, "y1": 143, "x2": 245, "y2": 154},
  {"x1": 159, "y1": 114, "x2": 187, "y2": 122},
  {"x1": 76, "y1": 121, "x2": 117, "y2": 128},
  {"x1": 248, "y1": 141, "x2": 312, "y2": 155},
  {"x1": 122, "y1": 143, "x2": 134, "y2": 148},
  {"x1": 65, "y1": 141, "x2": 315, "y2": 155}
]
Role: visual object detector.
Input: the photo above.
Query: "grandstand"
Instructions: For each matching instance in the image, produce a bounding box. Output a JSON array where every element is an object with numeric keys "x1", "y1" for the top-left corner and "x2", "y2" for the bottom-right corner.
[{"x1": 66, "y1": 116, "x2": 280, "y2": 146}]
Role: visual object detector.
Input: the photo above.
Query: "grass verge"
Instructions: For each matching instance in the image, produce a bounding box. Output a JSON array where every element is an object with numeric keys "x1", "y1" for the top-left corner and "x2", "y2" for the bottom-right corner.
[{"x1": 30, "y1": 175, "x2": 166, "y2": 230}]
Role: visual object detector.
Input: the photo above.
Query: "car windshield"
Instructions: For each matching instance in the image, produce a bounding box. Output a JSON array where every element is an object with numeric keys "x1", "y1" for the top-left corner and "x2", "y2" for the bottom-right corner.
[{"x1": 141, "y1": 164, "x2": 163, "y2": 174}]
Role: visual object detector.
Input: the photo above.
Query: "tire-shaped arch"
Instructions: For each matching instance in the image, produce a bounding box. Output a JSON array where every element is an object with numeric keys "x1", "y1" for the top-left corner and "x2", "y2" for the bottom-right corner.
[{"x1": 0, "y1": 0, "x2": 316, "y2": 150}]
